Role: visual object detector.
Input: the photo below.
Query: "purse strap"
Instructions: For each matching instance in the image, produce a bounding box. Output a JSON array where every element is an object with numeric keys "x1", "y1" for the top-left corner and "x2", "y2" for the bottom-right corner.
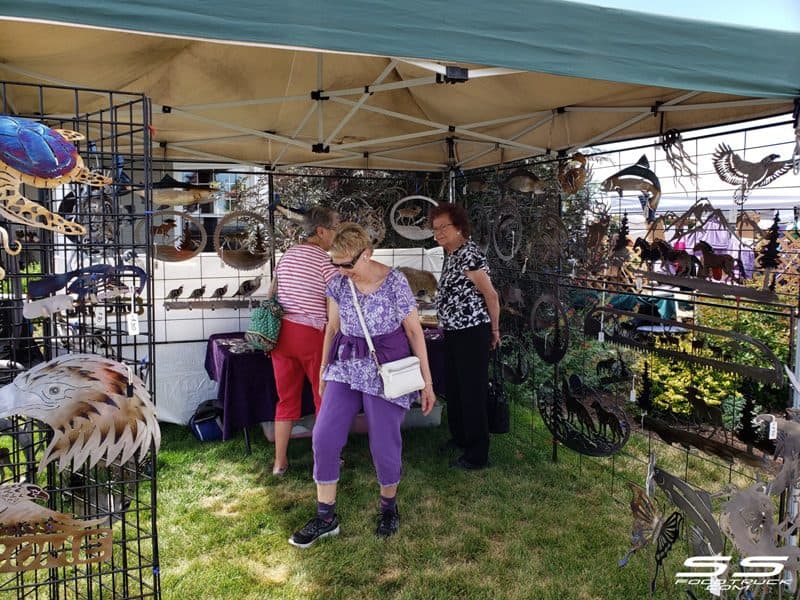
[
  {"x1": 348, "y1": 278, "x2": 381, "y2": 369},
  {"x1": 267, "y1": 256, "x2": 283, "y2": 300}
]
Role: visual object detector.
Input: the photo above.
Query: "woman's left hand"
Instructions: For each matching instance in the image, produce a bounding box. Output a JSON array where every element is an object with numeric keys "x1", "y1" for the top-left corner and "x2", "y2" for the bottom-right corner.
[
  {"x1": 491, "y1": 329, "x2": 501, "y2": 349},
  {"x1": 419, "y1": 384, "x2": 436, "y2": 416}
]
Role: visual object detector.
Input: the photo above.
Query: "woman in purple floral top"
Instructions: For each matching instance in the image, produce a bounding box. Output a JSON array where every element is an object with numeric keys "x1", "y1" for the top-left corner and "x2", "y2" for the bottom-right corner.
[{"x1": 289, "y1": 223, "x2": 435, "y2": 548}]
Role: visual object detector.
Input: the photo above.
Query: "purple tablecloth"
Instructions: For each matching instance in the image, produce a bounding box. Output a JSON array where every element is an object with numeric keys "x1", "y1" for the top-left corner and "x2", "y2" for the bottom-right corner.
[
  {"x1": 204, "y1": 331, "x2": 446, "y2": 440},
  {"x1": 204, "y1": 332, "x2": 314, "y2": 440}
]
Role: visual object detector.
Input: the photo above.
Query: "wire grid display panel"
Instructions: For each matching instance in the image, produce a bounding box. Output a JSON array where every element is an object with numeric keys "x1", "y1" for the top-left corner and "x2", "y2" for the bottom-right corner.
[{"x1": 0, "y1": 81, "x2": 160, "y2": 599}]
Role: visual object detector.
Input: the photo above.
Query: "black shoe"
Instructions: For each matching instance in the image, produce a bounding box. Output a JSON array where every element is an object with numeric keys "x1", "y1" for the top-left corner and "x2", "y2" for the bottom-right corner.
[
  {"x1": 450, "y1": 455, "x2": 488, "y2": 471},
  {"x1": 375, "y1": 508, "x2": 400, "y2": 538},
  {"x1": 438, "y1": 438, "x2": 462, "y2": 454},
  {"x1": 288, "y1": 515, "x2": 340, "y2": 548}
]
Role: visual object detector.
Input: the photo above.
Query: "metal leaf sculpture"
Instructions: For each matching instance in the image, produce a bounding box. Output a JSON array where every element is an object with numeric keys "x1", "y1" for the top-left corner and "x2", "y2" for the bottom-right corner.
[
  {"x1": 0, "y1": 354, "x2": 160, "y2": 473},
  {"x1": 0, "y1": 482, "x2": 112, "y2": 572},
  {"x1": 0, "y1": 116, "x2": 109, "y2": 239},
  {"x1": 712, "y1": 143, "x2": 793, "y2": 204}
]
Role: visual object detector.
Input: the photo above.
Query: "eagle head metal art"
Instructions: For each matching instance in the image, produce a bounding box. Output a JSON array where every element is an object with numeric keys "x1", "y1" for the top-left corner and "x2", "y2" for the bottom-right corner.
[{"x1": 0, "y1": 354, "x2": 160, "y2": 473}]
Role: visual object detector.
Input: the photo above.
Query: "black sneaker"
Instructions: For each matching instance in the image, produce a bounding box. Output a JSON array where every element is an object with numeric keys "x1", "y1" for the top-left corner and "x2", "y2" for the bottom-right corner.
[
  {"x1": 375, "y1": 508, "x2": 400, "y2": 538},
  {"x1": 288, "y1": 515, "x2": 340, "y2": 548}
]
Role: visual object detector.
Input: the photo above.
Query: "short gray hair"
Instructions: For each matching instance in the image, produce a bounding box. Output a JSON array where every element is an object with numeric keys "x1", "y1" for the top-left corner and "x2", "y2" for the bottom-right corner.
[{"x1": 302, "y1": 206, "x2": 337, "y2": 237}]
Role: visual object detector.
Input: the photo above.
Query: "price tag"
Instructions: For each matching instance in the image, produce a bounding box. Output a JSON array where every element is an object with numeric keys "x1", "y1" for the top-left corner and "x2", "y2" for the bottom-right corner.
[
  {"x1": 127, "y1": 286, "x2": 139, "y2": 335},
  {"x1": 629, "y1": 376, "x2": 637, "y2": 404},
  {"x1": 769, "y1": 419, "x2": 778, "y2": 440},
  {"x1": 598, "y1": 330, "x2": 605, "y2": 343}
]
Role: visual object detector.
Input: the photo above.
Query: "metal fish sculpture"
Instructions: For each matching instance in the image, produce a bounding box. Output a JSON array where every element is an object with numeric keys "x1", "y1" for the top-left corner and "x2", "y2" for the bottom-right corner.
[
  {"x1": 0, "y1": 354, "x2": 160, "y2": 473},
  {"x1": 505, "y1": 168, "x2": 546, "y2": 194},
  {"x1": 137, "y1": 174, "x2": 220, "y2": 207},
  {"x1": 601, "y1": 155, "x2": 661, "y2": 219},
  {"x1": 0, "y1": 482, "x2": 107, "y2": 530}
]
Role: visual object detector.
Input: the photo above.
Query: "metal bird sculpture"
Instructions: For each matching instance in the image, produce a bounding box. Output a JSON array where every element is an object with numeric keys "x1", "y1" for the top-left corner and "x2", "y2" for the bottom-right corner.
[
  {"x1": 188, "y1": 285, "x2": 206, "y2": 300},
  {"x1": 505, "y1": 168, "x2": 546, "y2": 194},
  {"x1": 210, "y1": 284, "x2": 228, "y2": 300},
  {"x1": 0, "y1": 354, "x2": 160, "y2": 474},
  {"x1": 601, "y1": 154, "x2": 661, "y2": 221},
  {"x1": 712, "y1": 142, "x2": 793, "y2": 203},
  {"x1": 0, "y1": 482, "x2": 106, "y2": 530},
  {"x1": 165, "y1": 285, "x2": 183, "y2": 301},
  {"x1": 233, "y1": 276, "x2": 262, "y2": 298}
]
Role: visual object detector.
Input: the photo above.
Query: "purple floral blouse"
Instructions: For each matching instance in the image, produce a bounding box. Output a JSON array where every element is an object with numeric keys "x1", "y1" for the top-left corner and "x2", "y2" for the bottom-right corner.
[{"x1": 323, "y1": 268, "x2": 418, "y2": 408}]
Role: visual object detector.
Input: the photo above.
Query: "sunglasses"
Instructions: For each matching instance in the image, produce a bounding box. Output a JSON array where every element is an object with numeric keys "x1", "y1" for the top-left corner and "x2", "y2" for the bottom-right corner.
[{"x1": 330, "y1": 248, "x2": 365, "y2": 269}]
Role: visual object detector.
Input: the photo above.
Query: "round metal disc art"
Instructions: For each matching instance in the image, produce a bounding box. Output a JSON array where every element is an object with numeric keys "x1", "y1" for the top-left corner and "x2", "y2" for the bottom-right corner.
[
  {"x1": 389, "y1": 195, "x2": 438, "y2": 240},
  {"x1": 135, "y1": 209, "x2": 206, "y2": 262},
  {"x1": 530, "y1": 294, "x2": 569, "y2": 364},
  {"x1": 537, "y1": 376, "x2": 630, "y2": 457},
  {"x1": 213, "y1": 210, "x2": 270, "y2": 270},
  {"x1": 499, "y1": 335, "x2": 530, "y2": 384},
  {"x1": 492, "y1": 202, "x2": 523, "y2": 261}
]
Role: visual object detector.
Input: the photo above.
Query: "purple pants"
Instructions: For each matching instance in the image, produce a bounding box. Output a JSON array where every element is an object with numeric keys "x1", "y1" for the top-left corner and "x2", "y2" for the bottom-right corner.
[{"x1": 313, "y1": 381, "x2": 406, "y2": 486}]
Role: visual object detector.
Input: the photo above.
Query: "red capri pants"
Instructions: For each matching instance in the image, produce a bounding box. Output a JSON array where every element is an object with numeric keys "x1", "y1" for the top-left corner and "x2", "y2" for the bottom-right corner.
[{"x1": 271, "y1": 319, "x2": 324, "y2": 420}]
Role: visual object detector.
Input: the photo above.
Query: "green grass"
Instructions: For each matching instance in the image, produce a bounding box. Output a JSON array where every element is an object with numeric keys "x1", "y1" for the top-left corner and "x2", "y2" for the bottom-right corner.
[{"x1": 155, "y1": 406, "x2": 757, "y2": 599}]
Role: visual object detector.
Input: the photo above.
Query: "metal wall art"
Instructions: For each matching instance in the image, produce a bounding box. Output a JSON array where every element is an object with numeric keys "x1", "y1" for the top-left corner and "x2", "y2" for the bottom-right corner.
[
  {"x1": 584, "y1": 305, "x2": 784, "y2": 385},
  {"x1": 139, "y1": 174, "x2": 220, "y2": 207},
  {"x1": 600, "y1": 154, "x2": 661, "y2": 220},
  {"x1": 0, "y1": 354, "x2": 160, "y2": 474},
  {"x1": 0, "y1": 482, "x2": 112, "y2": 573},
  {"x1": 0, "y1": 116, "x2": 109, "y2": 240},
  {"x1": 135, "y1": 209, "x2": 206, "y2": 262},
  {"x1": 536, "y1": 375, "x2": 630, "y2": 457},
  {"x1": 389, "y1": 195, "x2": 438, "y2": 240},
  {"x1": 557, "y1": 152, "x2": 589, "y2": 196},
  {"x1": 212, "y1": 210, "x2": 270, "y2": 270},
  {"x1": 712, "y1": 142, "x2": 793, "y2": 204},
  {"x1": 529, "y1": 294, "x2": 569, "y2": 364}
]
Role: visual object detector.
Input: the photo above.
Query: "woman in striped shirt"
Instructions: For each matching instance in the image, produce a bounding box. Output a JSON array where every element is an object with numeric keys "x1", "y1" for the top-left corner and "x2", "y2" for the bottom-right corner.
[{"x1": 271, "y1": 207, "x2": 340, "y2": 476}]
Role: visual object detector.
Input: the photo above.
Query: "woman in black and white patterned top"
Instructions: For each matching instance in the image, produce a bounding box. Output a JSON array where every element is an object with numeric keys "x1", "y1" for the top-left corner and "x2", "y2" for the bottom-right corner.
[{"x1": 431, "y1": 203, "x2": 499, "y2": 470}]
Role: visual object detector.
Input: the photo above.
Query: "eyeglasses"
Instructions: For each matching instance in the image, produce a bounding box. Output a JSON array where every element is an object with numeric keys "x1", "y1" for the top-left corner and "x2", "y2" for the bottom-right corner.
[
  {"x1": 432, "y1": 222, "x2": 454, "y2": 233},
  {"x1": 330, "y1": 248, "x2": 365, "y2": 269}
]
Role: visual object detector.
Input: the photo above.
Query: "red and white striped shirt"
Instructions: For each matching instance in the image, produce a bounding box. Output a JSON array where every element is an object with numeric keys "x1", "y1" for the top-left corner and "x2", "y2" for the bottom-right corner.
[{"x1": 275, "y1": 243, "x2": 338, "y2": 330}]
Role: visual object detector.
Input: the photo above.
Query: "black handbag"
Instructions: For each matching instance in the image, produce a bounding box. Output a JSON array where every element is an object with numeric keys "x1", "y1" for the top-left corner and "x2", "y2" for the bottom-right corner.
[{"x1": 487, "y1": 350, "x2": 510, "y2": 434}]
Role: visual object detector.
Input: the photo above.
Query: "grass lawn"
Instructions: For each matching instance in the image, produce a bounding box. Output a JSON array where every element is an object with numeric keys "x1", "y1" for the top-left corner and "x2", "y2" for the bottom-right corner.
[{"x1": 156, "y1": 405, "x2": 753, "y2": 599}]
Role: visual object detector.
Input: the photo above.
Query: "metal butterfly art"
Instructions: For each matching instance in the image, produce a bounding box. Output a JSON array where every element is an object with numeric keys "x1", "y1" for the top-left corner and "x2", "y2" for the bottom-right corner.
[{"x1": 620, "y1": 482, "x2": 683, "y2": 594}]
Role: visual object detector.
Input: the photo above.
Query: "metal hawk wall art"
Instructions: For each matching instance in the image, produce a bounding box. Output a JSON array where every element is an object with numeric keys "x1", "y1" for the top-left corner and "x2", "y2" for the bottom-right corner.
[
  {"x1": 0, "y1": 116, "x2": 109, "y2": 239},
  {"x1": 0, "y1": 354, "x2": 160, "y2": 474},
  {"x1": 712, "y1": 142, "x2": 793, "y2": 204}
]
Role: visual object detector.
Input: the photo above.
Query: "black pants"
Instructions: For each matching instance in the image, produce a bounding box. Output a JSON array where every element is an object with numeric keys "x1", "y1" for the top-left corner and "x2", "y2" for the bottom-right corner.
[{"x1": 443, "y1": 323, "x2": 491, "y2": 465}]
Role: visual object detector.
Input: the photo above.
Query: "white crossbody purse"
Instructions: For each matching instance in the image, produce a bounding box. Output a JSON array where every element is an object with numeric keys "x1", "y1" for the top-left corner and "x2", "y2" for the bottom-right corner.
[{"x1": 348, "y1": 278, "x2": 425, "y2": 399}]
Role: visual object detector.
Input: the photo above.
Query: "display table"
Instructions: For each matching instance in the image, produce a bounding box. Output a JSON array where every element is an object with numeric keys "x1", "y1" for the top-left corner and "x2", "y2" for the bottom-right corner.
[
  {"x1": 204, "y1": 330, "x2": 446, "y2": 449},
  {"x1": 204, "y1": 332, "x2": 315, "y2": 449}
]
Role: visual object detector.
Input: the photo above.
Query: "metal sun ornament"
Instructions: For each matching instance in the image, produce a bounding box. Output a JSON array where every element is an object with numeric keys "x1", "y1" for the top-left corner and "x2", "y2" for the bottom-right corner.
[{"x1": 0, "y1": 116, "x2": 108, "y2": 238}]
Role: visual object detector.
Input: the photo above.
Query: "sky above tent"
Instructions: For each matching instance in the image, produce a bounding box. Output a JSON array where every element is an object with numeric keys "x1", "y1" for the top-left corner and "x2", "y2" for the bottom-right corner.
[{"x1": 579, "y1": 0, "x2": 800, "y2": 32}]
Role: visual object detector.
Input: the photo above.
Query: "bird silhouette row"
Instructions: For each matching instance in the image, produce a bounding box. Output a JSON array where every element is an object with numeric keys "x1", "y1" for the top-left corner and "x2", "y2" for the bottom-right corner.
[{"x1": 165, "y1": 276, "x2": 262, "y2": 301}]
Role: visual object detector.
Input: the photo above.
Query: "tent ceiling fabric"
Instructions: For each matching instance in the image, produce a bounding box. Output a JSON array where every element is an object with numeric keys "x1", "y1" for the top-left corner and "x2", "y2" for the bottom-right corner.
[{"x1": 0, "y1": 3, "x2": 797, "y2": 171}]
